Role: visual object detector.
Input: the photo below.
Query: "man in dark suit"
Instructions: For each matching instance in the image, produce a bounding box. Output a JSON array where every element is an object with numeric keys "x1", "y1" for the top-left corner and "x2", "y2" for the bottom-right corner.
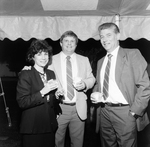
[{"x1": 91, "y1": 22, "x2": 150, "y2": 147}]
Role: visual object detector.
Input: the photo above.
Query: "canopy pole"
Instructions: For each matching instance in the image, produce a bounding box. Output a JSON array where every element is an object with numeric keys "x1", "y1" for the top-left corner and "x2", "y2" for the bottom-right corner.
[{"x1": 115, "y1": 14, "x2": 120, "y2": 28}]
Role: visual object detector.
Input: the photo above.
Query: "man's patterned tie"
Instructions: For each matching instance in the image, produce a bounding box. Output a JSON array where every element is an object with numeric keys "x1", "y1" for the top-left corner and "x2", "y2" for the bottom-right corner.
[
  {"x1": 66, "y1": 56, "x2": 74, "y2": 100},
  {"x1": 103, "y1": 54, "x2": 112, "y2": 100}
]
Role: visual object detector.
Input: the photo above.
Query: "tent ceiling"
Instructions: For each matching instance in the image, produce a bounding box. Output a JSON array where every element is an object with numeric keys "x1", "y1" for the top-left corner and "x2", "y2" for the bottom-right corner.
[{"x1": 0, "y1": 0, "x2": 150, "y2": 40}]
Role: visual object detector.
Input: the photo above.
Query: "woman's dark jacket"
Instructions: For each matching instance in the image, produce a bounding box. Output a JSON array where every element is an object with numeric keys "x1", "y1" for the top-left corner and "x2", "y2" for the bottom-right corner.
[{"x1": 16, "y1": 67, "x2": 60, "y2": 134}]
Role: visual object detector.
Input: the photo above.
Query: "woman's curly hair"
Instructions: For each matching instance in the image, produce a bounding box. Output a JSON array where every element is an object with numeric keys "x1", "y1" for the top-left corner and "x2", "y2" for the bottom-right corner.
[{"x1": 26, "y1": 39, "x2": 53, "y2": 68}]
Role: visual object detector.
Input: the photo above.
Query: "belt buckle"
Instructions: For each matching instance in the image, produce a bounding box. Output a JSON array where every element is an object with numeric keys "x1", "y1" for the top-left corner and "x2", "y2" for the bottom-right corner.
[{"x1": 69, "y1": 103, "x2": 76, "y2": 106}]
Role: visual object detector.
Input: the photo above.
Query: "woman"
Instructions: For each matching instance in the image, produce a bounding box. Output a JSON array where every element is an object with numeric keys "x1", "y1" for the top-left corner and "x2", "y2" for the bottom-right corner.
[{"x1": 16, "y1": 39, "x2": 59, "y2": 147}]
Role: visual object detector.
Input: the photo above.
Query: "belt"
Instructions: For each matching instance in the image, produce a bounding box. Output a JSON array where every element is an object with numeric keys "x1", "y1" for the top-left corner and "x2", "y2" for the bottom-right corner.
[
  {"x1": 102, "y1": 102, "x2": 129, "y2": 107},
  {"x1": 62, "y1": 102, "x2": 76, "y2": 106}
]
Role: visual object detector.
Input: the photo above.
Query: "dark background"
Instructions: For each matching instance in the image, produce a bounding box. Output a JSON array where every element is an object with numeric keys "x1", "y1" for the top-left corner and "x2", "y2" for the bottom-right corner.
[{"x1": 0, "y1": 38, "x2": 150, "y2": 77}]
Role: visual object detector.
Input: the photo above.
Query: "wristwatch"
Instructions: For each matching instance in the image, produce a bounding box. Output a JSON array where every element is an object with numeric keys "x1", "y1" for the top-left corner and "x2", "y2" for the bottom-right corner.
[{"x1": 130, "y1": 111, "x2": 139, "y2": 119}]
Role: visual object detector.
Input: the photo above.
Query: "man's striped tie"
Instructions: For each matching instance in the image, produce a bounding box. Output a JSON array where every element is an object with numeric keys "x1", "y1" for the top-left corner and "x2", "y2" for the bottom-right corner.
[
  {"x1": 66, "y1": 56, "x2": 74, "y2": 100},
  {"x1": 103, "y1": 54, "x2": 112, "y2": 100}
]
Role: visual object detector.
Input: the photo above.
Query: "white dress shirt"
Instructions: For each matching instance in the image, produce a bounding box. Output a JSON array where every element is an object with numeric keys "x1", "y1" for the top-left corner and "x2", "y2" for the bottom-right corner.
[
  {"x1": 100, "y1": 46, "x2": 128, "y2": 104},
  {"x1": 60, "y1": 52, "x2": 78, "y2": 103}
]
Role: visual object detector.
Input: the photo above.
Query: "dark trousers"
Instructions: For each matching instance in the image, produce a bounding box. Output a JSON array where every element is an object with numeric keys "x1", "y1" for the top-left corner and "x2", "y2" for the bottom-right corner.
[
  {"x1": 22, "y1": 132, "x2": 55, "y2": 147},
  {"x1": 100, "y1": 105, "x2": 137, "y2": 147}
]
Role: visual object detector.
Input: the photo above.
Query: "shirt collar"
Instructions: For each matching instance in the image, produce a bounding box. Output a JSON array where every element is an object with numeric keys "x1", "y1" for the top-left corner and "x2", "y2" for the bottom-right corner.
[
  {"x1": 60, "y1": 51, "x2": 76, "y2": 61},
  {"x1": 107, "y1": 46, "x2": 120, "y2": 58}
]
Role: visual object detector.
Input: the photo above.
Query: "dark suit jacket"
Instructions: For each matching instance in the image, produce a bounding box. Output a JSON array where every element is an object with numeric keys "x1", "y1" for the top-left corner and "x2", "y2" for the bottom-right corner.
[
  {"x1": 16, "y1": 67, "x2": 58, "y2": 134},
  {"x1": 93, "y1": 47, "x2": 150, "y2": 132}
]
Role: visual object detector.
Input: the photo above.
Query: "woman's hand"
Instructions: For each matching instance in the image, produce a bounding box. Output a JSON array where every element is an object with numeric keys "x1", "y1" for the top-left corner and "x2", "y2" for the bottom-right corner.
[
  {"x1": 40, "y1": 79, "x2": 58, "y2": 96},
  {"x1": 47, "y1": 79, "x2": 59, "y2": 90}
]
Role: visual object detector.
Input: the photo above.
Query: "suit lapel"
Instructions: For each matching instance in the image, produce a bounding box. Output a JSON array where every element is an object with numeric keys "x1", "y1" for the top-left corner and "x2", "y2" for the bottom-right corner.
[
  {"x1": 115, "y1": 47, "x2": 126, "y2": 86},
  {"x1": 53, "y1": 54, "x2": 63, "y2": 85},
  {"x1": 76, "y1": 54, "x2": 86, "y2": 77},
  {"x1": 76, "y1": 55, "x2": 81, "y2": 77},
  {"x1": 31, "y1": 67, "x2": 44, "y2": 89}
]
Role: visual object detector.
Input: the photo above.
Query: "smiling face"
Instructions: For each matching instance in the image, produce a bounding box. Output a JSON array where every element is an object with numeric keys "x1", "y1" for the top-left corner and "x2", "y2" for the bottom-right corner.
[
  {"x1": 99, "y1": 27, "x2": 120, "y2": 53},
  {"x1": 33, "y1": 51, "x2": 49, "y2": 69},
  {"x1": 60, "y1": 36, "x2": 77, "y2": 56}
]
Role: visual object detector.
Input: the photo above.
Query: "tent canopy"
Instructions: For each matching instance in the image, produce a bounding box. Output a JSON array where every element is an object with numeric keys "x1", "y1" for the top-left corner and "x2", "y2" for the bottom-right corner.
[{"x1": 0, "y1": 0, "x2": 150, "y2": 40}]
